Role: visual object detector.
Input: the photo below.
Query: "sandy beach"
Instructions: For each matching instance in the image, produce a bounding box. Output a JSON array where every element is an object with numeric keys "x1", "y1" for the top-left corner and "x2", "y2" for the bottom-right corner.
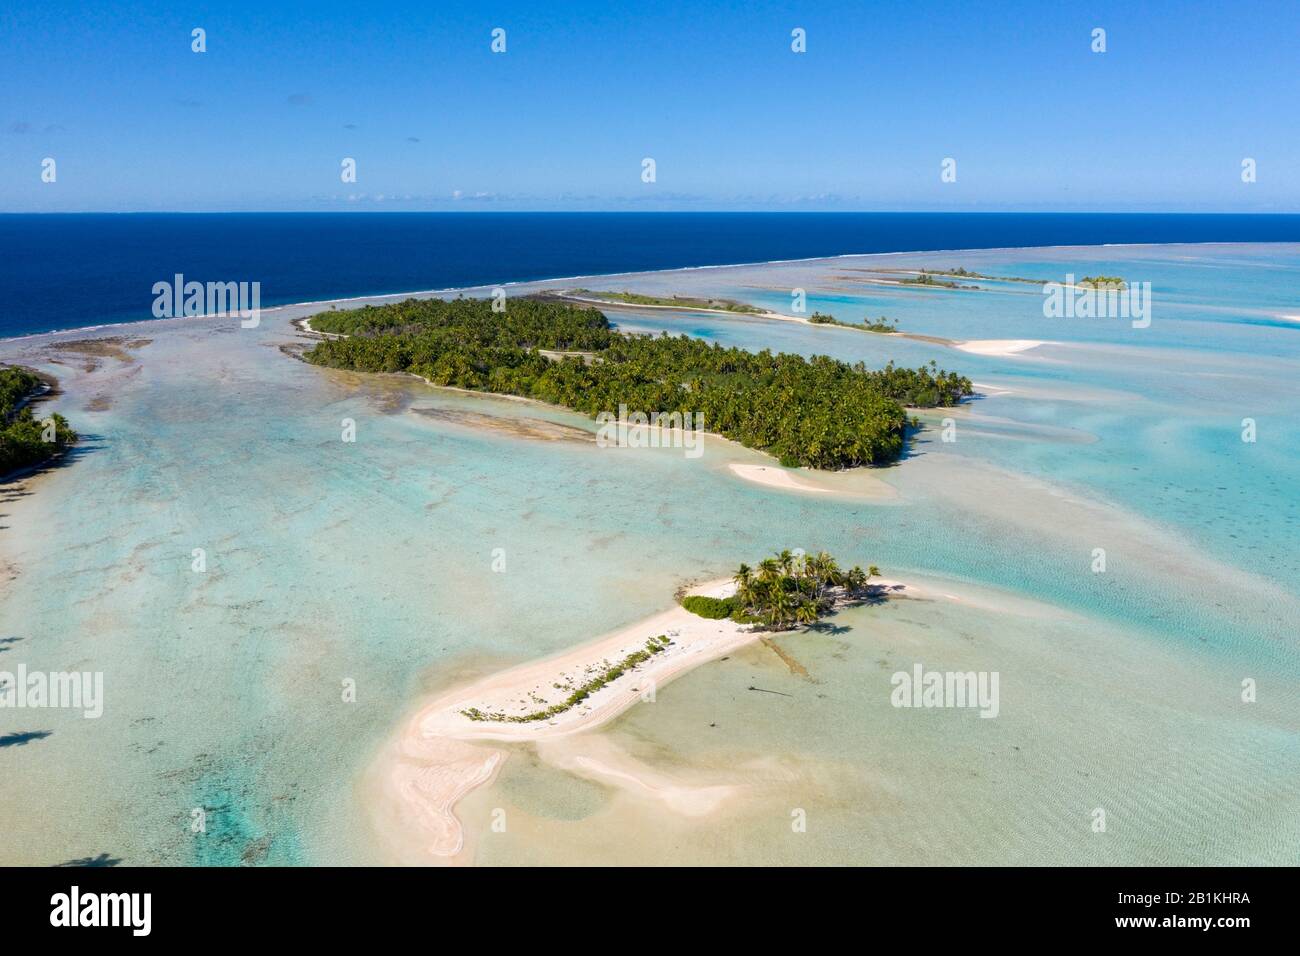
[
  {"x1": 293, "y1": 316, "x2": 345, "y2": 339},
  {"x1": 371, "y1": 577, "x2": 756, "y2": 859},
  {"x1": 953, "y1": 339, "x2": 1047, "y2": 356},
  {"x1": 725, "y1": 462, "x2": 900, "y2": 500},
  {"x1": 728, "y1": 463, "x2": 834, "y2": 494}
]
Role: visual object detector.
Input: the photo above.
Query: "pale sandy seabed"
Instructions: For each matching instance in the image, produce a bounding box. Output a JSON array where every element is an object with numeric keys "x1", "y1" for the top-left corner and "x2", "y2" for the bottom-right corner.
[{"x1": 2, "y1": 244, "x2": 1299, "y2": 866}]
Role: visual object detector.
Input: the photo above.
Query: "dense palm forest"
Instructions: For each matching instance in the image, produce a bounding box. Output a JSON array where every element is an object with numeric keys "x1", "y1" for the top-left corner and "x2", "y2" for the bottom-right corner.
[
  {"x1": 304, "y1": 297, "x2": 972, "y2": 469},
  {"x1": 0, "y1": 366, "x2": 78, "y2": 476}
]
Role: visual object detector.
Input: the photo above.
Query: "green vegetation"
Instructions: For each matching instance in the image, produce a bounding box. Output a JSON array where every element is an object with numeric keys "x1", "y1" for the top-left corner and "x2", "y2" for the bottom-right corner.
[
  {"x1": 900, "y1": 273, "x2": 977, "y2": 289},
  {"x1": 1077, "y1": 275, "x2": 1127, "y2": 290},
  {"x1": 809, "y1": 311, "x2": 899, "y2": 333},
  {"x1": 680, "y1": 594, "x2": 738, "y2": 619},
  {"x1": 734, "y1": 550, "x2": 878, "y2": 628},
  {"x1": 916, "y1": 268, "x2": 1047, "y2": 285},
  {"x1": 915, "y1": 267, "x2": 1003, "y2": 282},
  {"x1": 854, "y1": 266, "x2": 1047, "y2": 286},
  {"x1": 303, "y1": 297, "x2": 972, "y2": 469},
  {"x1": 0, "y1": 366, "x2": 77, "y2": 476},
  {"x1": 857, "y1": 315, "x2": 900, "y2": 333},
  {"x1": 461, "y1": 636, "x2": 673, "y2": 722},
  {"x1": 0, "y1": 367, "x2": 42, "y2": 410},
  {"x1": 925, "y1": 267, "x2": 982, "y2": 278},
  {"x1": 568, "y1": 289, "x2": 764, "y2": 314},
  {"x1": 678, "y1": 550, "x2": 880, "y2": 629},
  {"x1": 901, "y1": 273, "x2": 955, "y2": 287}
]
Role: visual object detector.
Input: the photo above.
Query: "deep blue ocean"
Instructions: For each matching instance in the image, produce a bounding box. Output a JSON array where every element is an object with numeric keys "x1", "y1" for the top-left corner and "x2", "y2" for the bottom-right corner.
[{"x1": 4, "y1": 212, "x2": 1300, "y2": 338}]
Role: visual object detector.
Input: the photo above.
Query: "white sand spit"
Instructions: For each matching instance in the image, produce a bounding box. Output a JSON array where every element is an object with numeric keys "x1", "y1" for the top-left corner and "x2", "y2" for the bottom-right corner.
[
  {"x1": 373, "y1": 578, "x2": 757, "y2": 859},
  {"x1": 728, "y1": 463, "x2": 834, "y2": 494},
  {"x1": 954, "y1": 339, "x2": 1046, "y2": 356}
]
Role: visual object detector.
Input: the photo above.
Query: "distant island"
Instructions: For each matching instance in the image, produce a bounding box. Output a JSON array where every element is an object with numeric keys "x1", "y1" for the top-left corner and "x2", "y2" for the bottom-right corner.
[
  {"x1": 0, "y1": 366, "x2": 77, "y2": 477},
  {"x1": 809, "y1": 311, "x2": 900, "y2": 333},
  {"x1": 302, "y1": 297, "x2": 972, "y2": 469},
  {"x1": 565, "y1": 289, "x2": 765, "y2": 314},
  {"x1": 1076, "y1": 275, "x2": 1128, "y2": 290},
  {"x1": 900, "y1": 272, "x2": 981, "y2": 289},
  {"x1": 844, "y1": 267, "x2": 1049, "y2": 287},
  {"x1": 917, "y1": 267, "x2": 1044, "y2": 285}
]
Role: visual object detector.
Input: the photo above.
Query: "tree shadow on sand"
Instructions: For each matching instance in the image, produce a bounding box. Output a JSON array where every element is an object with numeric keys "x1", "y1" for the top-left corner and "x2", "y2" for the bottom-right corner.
[
  {"x1": 0, "y1": 730, "x2": 53, "y2": 748},
  {"x1": 802, "y1": 582, "x2": 906, "y2": 635},
  {"x1": 55, "y1": 853, "x2": 122, "y2": 868},
  {"x1": 805, "y1": 621, "x2": 853, "y2": 636},
  {"x1": 865, "y1": 582, "x2": 907, "y2": 604},
  {"x1": 0, "y1": 433, "x2": 104, "y2": 497}
]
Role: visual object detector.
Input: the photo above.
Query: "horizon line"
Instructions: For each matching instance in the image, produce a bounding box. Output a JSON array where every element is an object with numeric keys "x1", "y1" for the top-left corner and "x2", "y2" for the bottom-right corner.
[{"x1": 6, "y1": 209, "x2": 1300, "y2": 216}]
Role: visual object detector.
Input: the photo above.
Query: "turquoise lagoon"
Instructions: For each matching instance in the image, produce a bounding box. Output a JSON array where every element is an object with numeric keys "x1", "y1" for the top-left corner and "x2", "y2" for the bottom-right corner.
[{"x1": 0, "y1": 244, "x2": 1296, "y2": 865}]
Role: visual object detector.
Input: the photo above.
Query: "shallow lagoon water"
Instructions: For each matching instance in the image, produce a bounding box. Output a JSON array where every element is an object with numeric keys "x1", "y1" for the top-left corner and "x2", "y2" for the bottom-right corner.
[{"x1": 1, "y1": 244, "x2": 1297, "y2": 865}]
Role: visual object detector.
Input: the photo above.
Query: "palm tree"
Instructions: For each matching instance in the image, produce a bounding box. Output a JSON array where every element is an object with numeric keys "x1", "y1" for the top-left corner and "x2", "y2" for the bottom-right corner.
[
  {"x1": 733, "y1": 563, "x2": 756, "y2": 607},
  {"x1": 778, "y1": 549, "x2": 795, "y2": 576},
  {"x1": 757, "y1": 558, "x2": 780, "y2": 583},
  {"x1": 795, "y1": 600, "x2": 820, "y2": 626},
  {"x1": 814, "y1": 551, "x2": 841, "y2": 588},
  {"x1": 767, "y1": 588, "x2": 796, "y2": 628}
]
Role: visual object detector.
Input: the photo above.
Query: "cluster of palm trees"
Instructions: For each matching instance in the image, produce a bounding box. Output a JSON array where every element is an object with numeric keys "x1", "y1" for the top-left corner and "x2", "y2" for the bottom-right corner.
[
  {"x1": 732, "y1": 550, "x2": 879, "y2": 629},
  {"x1": 304, "y1": 295, "x2": 973, "y2": 470},
  {"x1": 1078, "y1": 275, "x2": 1127, "y2": 290},
  {"x1": 0, "y1": 366, "x2": 77, "y2": 476}
]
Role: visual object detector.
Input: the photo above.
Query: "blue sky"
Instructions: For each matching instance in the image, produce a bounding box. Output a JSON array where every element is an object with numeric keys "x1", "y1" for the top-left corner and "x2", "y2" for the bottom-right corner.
[{"x1": 3, "y1": 0, "x2": 1299, "y2": 212}]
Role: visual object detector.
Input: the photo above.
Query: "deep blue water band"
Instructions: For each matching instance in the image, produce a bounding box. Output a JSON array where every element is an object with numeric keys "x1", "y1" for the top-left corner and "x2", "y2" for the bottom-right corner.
[{"x1": 4, "y1": 212, "x2": 1300, "y2": 337}]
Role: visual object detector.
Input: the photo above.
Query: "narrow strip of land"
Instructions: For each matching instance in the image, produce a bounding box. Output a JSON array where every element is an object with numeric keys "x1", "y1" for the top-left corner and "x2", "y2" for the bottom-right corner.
[{"x1": 374, "y1": 573, "x2": 912, "y2": 859}]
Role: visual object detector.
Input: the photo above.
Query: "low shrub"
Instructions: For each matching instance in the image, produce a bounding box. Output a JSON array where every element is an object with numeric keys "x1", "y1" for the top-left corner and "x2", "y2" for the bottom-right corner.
[{"x1": 681, "y1": 595, "x2": 737, "y2": 619}]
